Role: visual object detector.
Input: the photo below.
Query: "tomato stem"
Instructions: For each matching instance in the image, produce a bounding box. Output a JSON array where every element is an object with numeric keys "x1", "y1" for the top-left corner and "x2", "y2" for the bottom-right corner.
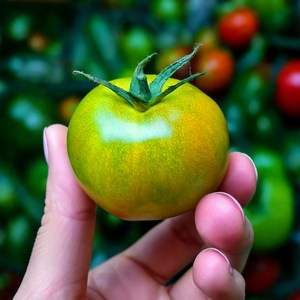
[{"x1": 73, "y1": 44, "x2": 205, "y2": 112}]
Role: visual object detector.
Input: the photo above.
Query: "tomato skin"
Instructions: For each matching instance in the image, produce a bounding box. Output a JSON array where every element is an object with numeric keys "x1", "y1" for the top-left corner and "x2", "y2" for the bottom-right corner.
[
  {"x1": 67, "y1": 76, "x2": 229, "y2": 220},
  {"x1": 218, "y1": 7, "x2": 259, "y2": 49},
  {"x1": 193, "y1": 49, "x2": 234, "y2": 93},
  {"x1": 276, "y1": 60, "x2": 300, "y2": 117}
]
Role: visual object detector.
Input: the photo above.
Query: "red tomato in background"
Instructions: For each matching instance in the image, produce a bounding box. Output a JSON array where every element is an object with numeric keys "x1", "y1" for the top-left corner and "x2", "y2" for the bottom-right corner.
[
  {"x1": 218, "y1": 7, "x2": 259, "y2": 49},
  {"x1": 154, "y1": 46, "x2": 191, "y2": 79},
  {"x1": 243, "y1": 254, "x2": 280, "y2": 294},
  {"x1": 290, "y1": 290, "x2": 300, "y2": 300},
  {"x1": 194, "y1": 26, "x2": 220, "y2": 54},
  {"x1": 193, "y1": 48, "x2": 234, "y2": 93},
  {"x1": 276, "y1": 60, "x2": 300, "y2": 117}
]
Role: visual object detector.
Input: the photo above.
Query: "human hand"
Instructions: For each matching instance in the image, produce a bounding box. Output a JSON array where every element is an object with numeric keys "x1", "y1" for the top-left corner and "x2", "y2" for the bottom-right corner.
[{"x1": 14, "y1": 124, "x2": 257, "y2": 300}]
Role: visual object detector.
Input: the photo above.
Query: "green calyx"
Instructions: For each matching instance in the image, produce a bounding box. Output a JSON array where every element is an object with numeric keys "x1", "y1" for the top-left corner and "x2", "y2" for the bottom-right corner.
[{"x1": 73, "y1": 44, "x2": 205, "y2": 112}]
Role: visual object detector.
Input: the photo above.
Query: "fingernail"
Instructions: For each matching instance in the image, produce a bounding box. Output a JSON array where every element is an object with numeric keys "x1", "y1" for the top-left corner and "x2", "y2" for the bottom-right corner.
[
  {"x1": 242, "y1": 153, "x2": 258, "y2": 182},
  {"x1": 43, "y1": 127, "x2": 49, "y2": 164},
  {"x1": 203, "y1": 247, "x2": 234, "y2": 275},
  {"x1": 216, "y1": 192, "x2": 245, "y2": 222}
]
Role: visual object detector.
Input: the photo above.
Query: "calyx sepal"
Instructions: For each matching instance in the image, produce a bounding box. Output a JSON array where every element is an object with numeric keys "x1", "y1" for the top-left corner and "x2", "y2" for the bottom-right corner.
[{"x1": 73, "y1": 44, "x2": 205, "y2": 112}]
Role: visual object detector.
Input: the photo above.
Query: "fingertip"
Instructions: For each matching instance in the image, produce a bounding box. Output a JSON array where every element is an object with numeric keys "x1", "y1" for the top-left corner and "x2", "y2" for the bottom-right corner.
[
  {"x1": 194, "y1": 192, "x2": 253, "y2": 271},
  {"x1": 240, "y1": 152, "x2": 258, "y2": 182},
  {"x1": 193, "y1": 248, "x2": 245, "y2": 300},
  {"x1": 195, "y1": 192, "x2": 245, "y2": 245},
  {"x1": 219, "y1": 152, "x2": 257, "y2": 207},
  {"x1": 45, "y1": 124, "x2": 95, "y2": 218}
]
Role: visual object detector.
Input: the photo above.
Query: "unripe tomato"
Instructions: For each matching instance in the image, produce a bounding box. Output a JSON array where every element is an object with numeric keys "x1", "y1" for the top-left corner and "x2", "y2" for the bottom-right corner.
[
  {"x1": 218, "y1": 7, "x2": 259, "y2": 49},
  {"x1": 194, "y1": 27, "x2": 220, "y2": 54},
  {"x1": 151, "y1": 0, "x2": 185, "y2": 22},
  {"x1": 193, "y1": 49, "x2": 234, "y2": 93},
  {"x1": 245, "y1": 0, "x2": 291, "y2": 33},
  {"x1": 120, "y1": 27, "x2": 155, "y2": 67},
  {"x1": 275, "y1": 60, "x2": 300, "y2": 117},
  {"x1": 58, "y1": 95, "x2": 80, "y2": 123},
  {"x1": 68, "y1": 57, "x2": 229, "y2": 220},
  {"x1": 154, "y1": 46, "x2": 191, "y2": 79}
]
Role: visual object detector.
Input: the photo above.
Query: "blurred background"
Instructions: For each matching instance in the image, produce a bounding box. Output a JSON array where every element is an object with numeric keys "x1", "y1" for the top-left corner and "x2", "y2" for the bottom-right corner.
[{"x1": 0, "y1": 0, "x2": 300, "y2": 298}]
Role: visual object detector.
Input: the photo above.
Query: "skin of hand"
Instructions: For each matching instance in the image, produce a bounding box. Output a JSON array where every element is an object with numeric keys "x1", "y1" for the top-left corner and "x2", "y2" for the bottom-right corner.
[{"x1": 14, "y1": 124, "x2": 257, "y2": 300}]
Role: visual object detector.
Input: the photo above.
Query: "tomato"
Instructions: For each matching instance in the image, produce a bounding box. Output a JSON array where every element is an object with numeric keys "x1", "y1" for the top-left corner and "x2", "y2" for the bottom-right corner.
[
  {"x1": 154, "y1": 46, "x2": 191, "y2": 79},
  {"x1": 27, "y1": 32, "x2": 48, "y2": 52},
  {"x1": 290, "y1": 290, "x2": 300, "y2": 300},
  {"x1": 193, "y1": 27, "x2": 220, "y2": 54},
  {"x1": 5, "y1": 93, "x2": 54, "y2": 150},
  {"x1": 68, "y1": 47, "x2": 229, "y2": 220},
  {"x1": 120, "y1": 27, "x2": 155, "y2": 68},
  {"x1": 58, "y1": 95, "x2": 81, "y2": 123},
  {"x1": 6, "y1": 14, "x2": 32, "y2": 41},
  {"x1": 245, "y1": 0, "x2": 291, "y2": 33},
  {"x1": 244, "y1": 253, "x2": 280, "y2": 294},
  {"x1": 193, "y1": 48, "x2": 234, "y2": 93},
  {"x1": 275, "y1": 60, "x2": 300, "y2": 117},
  {"x1": 244, "y1": 148, "x2": 294, "y2": 251},
  {"x1": 151, "y1": 0, "x2": 185, "y2": 22},
  {"x1": 218, "y1": 7, "x2": 259, "y2": 49}
]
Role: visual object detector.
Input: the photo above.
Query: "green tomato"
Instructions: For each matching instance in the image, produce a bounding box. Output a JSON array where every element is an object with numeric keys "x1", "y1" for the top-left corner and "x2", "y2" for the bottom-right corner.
[
  {"x1": 6, "y1": 14, "x2": 32, "y2": 41},
  {"x1": 224, "y1": 68, "x2": 271, "y2": 146},
  {"x1": 68, "y1": 48, "x2": 229, "y2": 220},
  {"x1": 120, "y1": 27, "x2": 155, "y2": 67},
  {"x1": 151, "y1": 0, "x2": 186, "y2": 22},
  {"x1": 244, "y1": 148, "x2": 294, "y2": 252},
  {"x1": 245, "y1": 0, "x2": 291, "y2": 33},
  {"x1": 5, "y1": 93, "x2": 54, "y2": 150}
]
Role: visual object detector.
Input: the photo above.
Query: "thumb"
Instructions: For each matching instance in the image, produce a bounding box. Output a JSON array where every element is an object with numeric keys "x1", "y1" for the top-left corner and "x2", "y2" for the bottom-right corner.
[{"x1": 15, "y1": 124, "x2": 96, "y2": 299}]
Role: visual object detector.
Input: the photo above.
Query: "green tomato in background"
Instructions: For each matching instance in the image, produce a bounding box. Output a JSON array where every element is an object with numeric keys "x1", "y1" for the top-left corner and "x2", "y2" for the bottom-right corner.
[
  {"x1": 245, "y1": 0, "x2": 291, "y2": 33},
  {"x1": 224, "y1": 68, "x2": 276, "y2": 147},
  {"x1": 120, "y1": 27, "x2": 155, "y2": 67},
  {"x1": 244, "y1": 148, "x2": 295, "y2": 252},
  {"x1": 151, "y1": 0, "x2": 186, "y2": 22},
  {"x1": 6, "y1": 13, "x2": 32, "y2": 41},
  {"x1": 4, "y1": 93, "x2": 54, "y2": 150}
]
